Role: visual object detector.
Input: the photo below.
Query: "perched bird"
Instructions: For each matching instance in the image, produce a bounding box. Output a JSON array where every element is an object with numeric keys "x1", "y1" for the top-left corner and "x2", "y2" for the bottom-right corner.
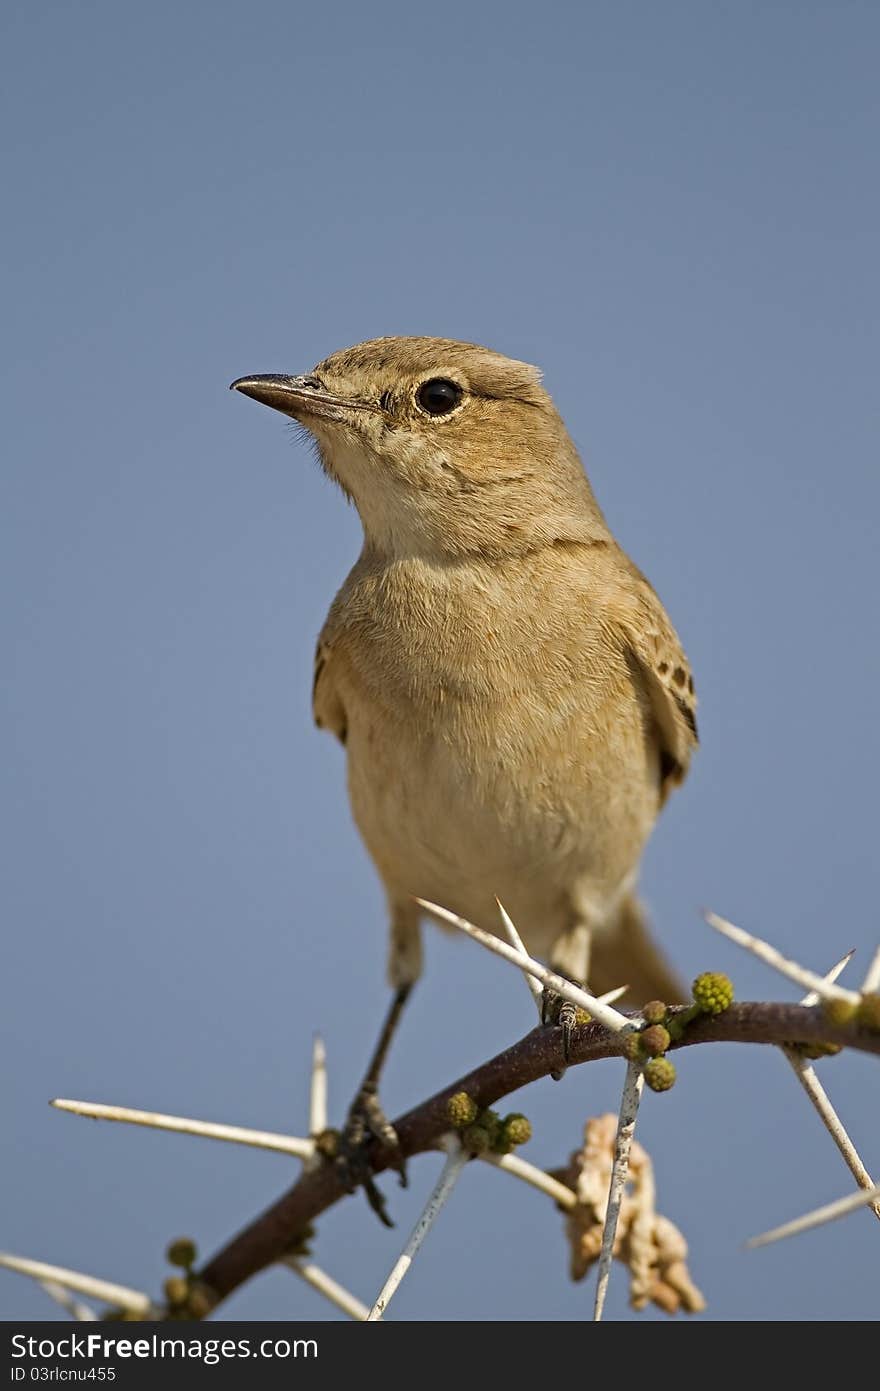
[{"x1": 232, "y1": 337, "x2": 697, "y2": 1219}]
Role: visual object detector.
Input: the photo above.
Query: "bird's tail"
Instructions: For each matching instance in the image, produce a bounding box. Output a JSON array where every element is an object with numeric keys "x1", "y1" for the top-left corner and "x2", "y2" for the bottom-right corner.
[{"x1": 589, "y1": 893, "x2": 686, "y2": 1006}]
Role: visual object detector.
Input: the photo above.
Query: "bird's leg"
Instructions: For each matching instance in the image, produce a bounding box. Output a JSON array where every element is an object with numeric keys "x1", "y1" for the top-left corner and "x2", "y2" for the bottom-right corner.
[
  {"x1": 544, "y1": 921, "x2": 592, "y2": 1080},
  {"x1": 331, "y1": 985, "x2": 413, "y2": 1226}
]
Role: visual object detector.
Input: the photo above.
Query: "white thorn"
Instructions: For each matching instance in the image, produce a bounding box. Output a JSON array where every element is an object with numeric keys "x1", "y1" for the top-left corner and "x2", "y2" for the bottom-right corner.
[
  {"x1": 285, "y1": 1258, "x2": 369, "y2": 1321},
  {"x1": 0, "y1": 1253, "x2": 154, "y2": 1316},
  {"x1": 51, "y1": 1098, "x2": 315, "y2": 1160},
  {"x1": 495, "y1": 899, "x2": 543, "y2": 1011},
  {"x1": 799, "y1": 950, "x2": 854, "y2": 1005},
  {"x1": 305, "y1": 1035, "x2": 328, "y2": 1173},
  {"x1": 747, "y1": 1182, "x2": 880, "y2": 1248},
  {"x1": 38, "y1": 1280, "x2": 98, "y2": 1321},
  {"x1": 861, "y1": 944, "x2": 880, "y2": 996},
  {"x1": 367, "y1": 1136, "x2": 468, "y2": 1320},
  {"x1": 417, "y1": 899, "x2": 632, "y2": 1035},
  {"x1": 482, "y1": 1151, "x2": 576, "y2": 1209},
  {"x1": 593, "y1": 1062, "x2": 645, "y2": 1321},
  {"x1": 780, "y1": 951, "x2": 880, "y2": 1222},
  {"x1": 704, "y1": 912, "x2": 859, "y2": 1005}
]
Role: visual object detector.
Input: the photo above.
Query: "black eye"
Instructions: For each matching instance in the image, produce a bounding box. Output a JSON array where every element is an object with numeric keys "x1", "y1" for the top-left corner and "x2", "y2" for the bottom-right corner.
[{"x1": 416, "y1": 378, "x2": 463, "y2": 416}]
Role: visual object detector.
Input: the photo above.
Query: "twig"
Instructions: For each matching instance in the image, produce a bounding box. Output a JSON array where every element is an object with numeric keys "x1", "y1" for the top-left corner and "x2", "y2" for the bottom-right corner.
[
  {"x1": 285, "y1": 1258, "x2": 368, "y2": 1321},
  {"x1": 184, "y1": 1004, "x2": 879, "y2": 1314},
  {"x1": 417, "y1": 899, "x2": 631, "y2": 1034},
  {"x1": 704, "y1": 912, "x2": 859, "y2": 1005},
  {"x1": 366, "y1": 1137, "x2": 467, "y2": 1320},
  {"x1": 0, "y1": 1253, "x2": 153, "y2": 1316},
  {"x1": 593, "y1": 1063, "x2": 645, "y2": 1321},
  {"x1": 51, "y1": 1099, "x2": 315, "y2": 1160},
  {"x1": 747, "y1": 1182, "x2": 880, "y2": 1248}
]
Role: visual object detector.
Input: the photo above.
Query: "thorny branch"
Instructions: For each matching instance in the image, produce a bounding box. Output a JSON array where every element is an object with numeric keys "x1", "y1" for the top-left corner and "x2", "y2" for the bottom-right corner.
[{"x1": 193, "y1": 1001, "x2": 880, "y2": 1316}]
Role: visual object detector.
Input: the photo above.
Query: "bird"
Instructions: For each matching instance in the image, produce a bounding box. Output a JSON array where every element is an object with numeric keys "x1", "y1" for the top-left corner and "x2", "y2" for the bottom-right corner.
[{"x1": 231, "y1": 337, "x2": 697, "y2": 1221}]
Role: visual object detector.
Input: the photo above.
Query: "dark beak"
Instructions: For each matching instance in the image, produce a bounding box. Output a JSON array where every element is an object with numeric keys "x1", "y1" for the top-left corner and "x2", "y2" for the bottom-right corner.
[{"x1": 230, "y1": 374, "x2": 375, "y2": 421}]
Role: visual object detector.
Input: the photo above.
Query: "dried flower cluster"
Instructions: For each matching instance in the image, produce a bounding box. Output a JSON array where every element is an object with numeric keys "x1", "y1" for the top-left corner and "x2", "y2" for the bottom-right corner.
[{"x1": 554, "y1": 1114, "x2": 705, "y2": 1315}]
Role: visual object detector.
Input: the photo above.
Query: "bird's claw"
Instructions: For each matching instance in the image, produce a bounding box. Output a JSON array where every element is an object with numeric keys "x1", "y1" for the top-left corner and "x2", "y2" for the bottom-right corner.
[
  {"x1": 331, "y1": 1084, "x2": 407, "y2": 1227},
  {"x1": 542, "y1": 987, "x2": 578, "y2": 1080}
]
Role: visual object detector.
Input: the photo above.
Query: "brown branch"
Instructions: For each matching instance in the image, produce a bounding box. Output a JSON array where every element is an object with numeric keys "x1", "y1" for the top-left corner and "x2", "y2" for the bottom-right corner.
[{"x1": 196, "y1": 1003, "x2": 880, "y2": 1315}]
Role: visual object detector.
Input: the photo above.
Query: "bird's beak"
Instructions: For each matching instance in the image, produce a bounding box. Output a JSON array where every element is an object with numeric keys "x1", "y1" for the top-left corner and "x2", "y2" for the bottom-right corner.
[{"x1": 230, "y1": 374, "x2": 375, "y2": 422}]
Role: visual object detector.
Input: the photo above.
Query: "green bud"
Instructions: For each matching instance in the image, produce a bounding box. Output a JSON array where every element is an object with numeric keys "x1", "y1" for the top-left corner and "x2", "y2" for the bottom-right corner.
[
  {"x1": 163, "y1": 1276, "x2": 189, "y2": 1308},
  {"x1": 642, "y1": 1000, "x2": 667, "y2": 1025},
  {"x1": 856, "y1": 993, "x2": 880, "y2": 1031},
  {"x1": 461, "y1": 1124, "x2": 492, "y2": 1155},
  {"x1": 166, "y1": 1237, "x2": 197, "y2": 1270},
  {"x1": 644, "y1": 1057, "x2": 676, "y2": 1092},
  {"x1": 447, "y1": 1091, "x2": 479, "y2": 1128},
  {"x1": 501, "y1": 1114, "x2": 532, "y2": 1147},
  {"x1": 640, "y1": 1024, "x2": 671, "y2": 1057},
  {"x1": 692, "y1": 972, "x2": 734, "y2": 1015},
  {"x1": 822, "y1": 997, "x2": 858, "y2": 1027}
]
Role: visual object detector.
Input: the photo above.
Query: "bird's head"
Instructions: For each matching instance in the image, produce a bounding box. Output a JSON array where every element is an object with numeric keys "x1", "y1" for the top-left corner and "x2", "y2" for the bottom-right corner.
[{"x1": 231, "y1": 336, "x2": 607, "y2": 561}]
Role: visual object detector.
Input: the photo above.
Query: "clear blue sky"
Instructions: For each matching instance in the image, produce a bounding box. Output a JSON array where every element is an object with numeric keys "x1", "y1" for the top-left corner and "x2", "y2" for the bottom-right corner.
[{"x1": 2, "y1": 1, "x2": 878, "y2": 1321}]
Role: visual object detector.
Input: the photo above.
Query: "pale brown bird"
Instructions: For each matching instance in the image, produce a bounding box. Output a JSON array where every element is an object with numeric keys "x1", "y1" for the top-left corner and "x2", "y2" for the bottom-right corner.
[{"x1": 232, "y1": 337, "x2": 697, "y2": 1220}]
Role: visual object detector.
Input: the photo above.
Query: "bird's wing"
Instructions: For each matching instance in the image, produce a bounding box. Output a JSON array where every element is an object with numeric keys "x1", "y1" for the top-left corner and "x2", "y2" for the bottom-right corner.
[
  {"x1": 312, "y1": 636, "x2": 347, "y2": 744},
  {"x1": 613, "y1": 559, "x2": 698, "y2": 801}
]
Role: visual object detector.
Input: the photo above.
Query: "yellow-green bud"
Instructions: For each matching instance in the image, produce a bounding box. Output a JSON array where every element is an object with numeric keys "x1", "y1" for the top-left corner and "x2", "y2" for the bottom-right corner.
[
  {"x1": 793, "y1": 1040, "x2": 842, "y2": 1060},
  {"x1": 644, "y1": 1057, "x2": 676, "y2": 1092},
  {"x1": 502, "y1": 1114, "x2": 532, "y2": 1147},
  {"x1": 856, "y1": 993, "x2": 880, "y2": 1031},
  {"x1": 640, "y1": 1024, "x2": 671, "y2": 1057},
  {"x1": 447, "y1": 1091, "x2": 479, "y2": 1128},
  {"x1": 186, "y1": 1283, "x2": 213, "y2": 1320},
  {"x1": 642, "y1": 1000, "x2": 667, "y2": 1025},
  {"x1": 163, "y1": 1276, "x2": 189, "y2": 1308},
  {"x1": 574, "y1": 1008, "x2": 592, "y2": 1026},
  {"x1": 692, "y1": 972, "x2": 734, "y2": 1015},
  {"x1": 166, "y1": 1237, "x2": 197, "y2": 1270},
  {"x1": 461, "y1": 1124, "x2": 492, "y2": 1155},
  {"x1": 822, "y1": 997, "x2": 858, "y2": 1027},
  {"x1": 622, "y1": 1033, "x2": 643, "y2": 1061},
  {"x1": 314, "y1": 1128, "x2": 339, "y2": 1160}
]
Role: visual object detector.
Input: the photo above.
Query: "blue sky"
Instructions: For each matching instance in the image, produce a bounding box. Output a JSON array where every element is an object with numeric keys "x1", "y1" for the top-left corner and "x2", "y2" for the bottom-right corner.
[{"x1": 2, "y1": 1, "x2": 878, "y2": 1320}]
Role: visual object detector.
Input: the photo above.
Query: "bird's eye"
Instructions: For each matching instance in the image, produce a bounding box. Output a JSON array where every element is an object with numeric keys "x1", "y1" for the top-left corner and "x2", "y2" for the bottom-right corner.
[{"x1": 415, "y1": 378, "x2": 463, "y2": 416}]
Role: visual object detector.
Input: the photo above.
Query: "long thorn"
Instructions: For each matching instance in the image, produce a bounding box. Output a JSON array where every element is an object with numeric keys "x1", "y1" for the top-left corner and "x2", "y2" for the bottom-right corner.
[
  {"x1": 747, "y1": 1183, "x2": 880, "y2": 1248},
  {"x1": 704, "y1": 912, "x2": 859, "y2": 1005},
  {"x1": 861, "y1": 945, "x2": 880, "y2": 995},
  {"x1": 51, "y1": 1098, "x2": 315, "y2": 1160},
  {"x1": 309, "y1": 1035, "x2": 328, "y2": 1137},
  {"x1": 482, "y1": 1152, "x2": 576, "y2": 1209},
  {"x1": 417, "y1": 899, "x2": 631, "y2": 1035},
  {"x1": 593, "y1": 1062, "x2": 645, "y2": 1321},
  {"x1": 285, "y1": 1258, "x2": 369, "y2": 1321},
  {"x1": 367, "y1": 1137, "x2": 467, "y2": 1320},
  {"x1": 39, "y1": 1280, "x2": 98, "y2": 1321},
  {"x1": 0, "y1": 1253, "x2": 153, "y2": 1315},
  {"x1": 780, "y1": 950, "x2": 880, "y2": 1222},
  {"x1": 495, "y1": 899, "x2": 543, "y2": 1010}
]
